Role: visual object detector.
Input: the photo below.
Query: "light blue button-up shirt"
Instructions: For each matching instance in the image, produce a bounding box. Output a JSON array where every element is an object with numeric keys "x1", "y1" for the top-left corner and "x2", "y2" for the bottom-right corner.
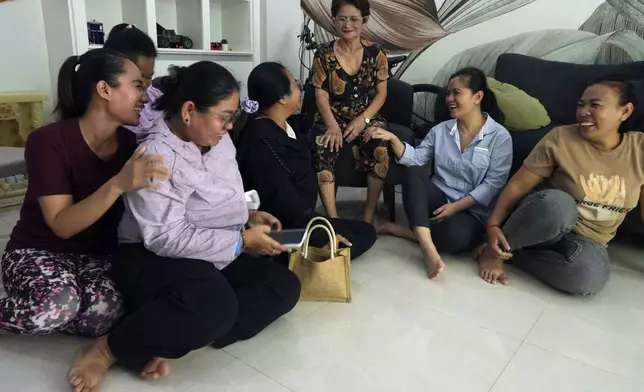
[{"x1": 397, "y1": 116, "x2": 513, "y2": 223}]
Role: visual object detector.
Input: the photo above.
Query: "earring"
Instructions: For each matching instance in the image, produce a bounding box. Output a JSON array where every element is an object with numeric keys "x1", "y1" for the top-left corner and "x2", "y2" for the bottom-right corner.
[{"x1": 184, "y1": 118, "x2": 189, "y2": 123}]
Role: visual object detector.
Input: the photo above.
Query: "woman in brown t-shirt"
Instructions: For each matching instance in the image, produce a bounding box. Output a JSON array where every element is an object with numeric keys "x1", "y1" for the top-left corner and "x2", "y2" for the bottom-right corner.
[
  {"x1": 309, "y1": 0, "x2": 389, "y2": 224},
  {"x1": 478, "y1": 76, "x2": 644, "y2": 295},
  {"x1": 0, "y1": 49, "x2": 167, "y2": 337}
]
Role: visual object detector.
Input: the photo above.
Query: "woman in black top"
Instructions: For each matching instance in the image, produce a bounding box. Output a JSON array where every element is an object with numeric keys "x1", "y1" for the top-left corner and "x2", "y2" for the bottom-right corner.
[{"x1": 236, "y1": 62, "x2": 376, "y2": 260}]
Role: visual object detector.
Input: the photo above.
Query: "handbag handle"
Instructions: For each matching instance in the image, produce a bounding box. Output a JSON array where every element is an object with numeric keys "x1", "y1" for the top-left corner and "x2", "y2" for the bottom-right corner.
[
  {"x1": 304, "y1": 216, "x2": 336, "y2": 236},
  {"x1": 303, "y1": 224, "x2": 336, "y2": 259}
]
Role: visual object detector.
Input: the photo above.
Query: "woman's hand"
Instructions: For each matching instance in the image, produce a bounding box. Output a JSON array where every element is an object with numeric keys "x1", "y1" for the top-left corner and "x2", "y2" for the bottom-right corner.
[
  {"x1": 113, "y1": 146, "x2": 169, "y2": 193},
  {"x1": 244, "y1": 225, "x2": 289, "y2": 256},
  {"x1": 321, "y1": 123, "x2": 344, "y2": 152},
  {"x1": 343, "y1": 117, "x2": 367, "y2": 143},
  {"x1": 248, "y1": 211, "x2": 282, "y2": 231},
  {"x1": 323, "y1": 234, "x2": 353, "y2": 250},
  {"x1": 486, "y1": 226, "x2": 513, "y2": 260},
  {"x1": 363, "y1": 127, "x2": 396, "y2": 142},
  {"x1": 429, "y1": 203, "x2": 461, "y2": 222}
]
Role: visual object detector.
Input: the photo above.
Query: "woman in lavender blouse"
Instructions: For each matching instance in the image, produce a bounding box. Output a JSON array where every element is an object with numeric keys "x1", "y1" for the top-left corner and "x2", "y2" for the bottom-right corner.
[
  {"x1": 365, "y1": 68, "x2": 513, "y2": 280},
  {"x1": 67, "y1": 61, "x2": 301, "y2": 391}
]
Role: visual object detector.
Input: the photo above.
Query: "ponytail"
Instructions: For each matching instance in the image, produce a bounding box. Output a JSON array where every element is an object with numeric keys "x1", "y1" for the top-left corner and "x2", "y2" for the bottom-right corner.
[
  {"x1": 449, "y1": 67, "x2": 505, "y2": 125},
  {"x1": 55, "y1": 56, "x2": 82, "y2": 119},
  {"x1": 481, "y1": 86, "x2": 505, "y2": 125},
  {"x1": 53, "y1": 49, "x2": 129, "y2": 120}
]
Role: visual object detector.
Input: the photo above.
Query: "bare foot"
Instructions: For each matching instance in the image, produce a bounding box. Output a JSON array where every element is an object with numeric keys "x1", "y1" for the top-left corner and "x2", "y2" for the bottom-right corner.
[
  {"x1": 477, "y1": 245, "x2": 510, "y2": 285},
  {"x1": 422, "y1": 249, "x2": 445, "y2": 279},
  {"x1": 377, "y1": 222, "x2": 417, "y2": 242},
  {"x1": 141, "y1": 357, "x2": 172, "y2": 381},
  {"x1": 68, "y1": 336, "x2": 115, "y2": 392}
]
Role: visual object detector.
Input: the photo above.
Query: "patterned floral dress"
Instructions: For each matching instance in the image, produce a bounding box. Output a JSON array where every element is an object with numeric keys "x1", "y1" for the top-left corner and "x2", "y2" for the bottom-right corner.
[{"x1": 310, "y1": 39, "x2": 390, "y2": 184}]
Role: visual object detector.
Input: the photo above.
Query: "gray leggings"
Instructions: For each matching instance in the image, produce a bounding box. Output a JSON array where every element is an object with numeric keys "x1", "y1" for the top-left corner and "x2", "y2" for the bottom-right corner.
[{"x1": 503, "y1": 189, "x2": 610, "y2": 295}]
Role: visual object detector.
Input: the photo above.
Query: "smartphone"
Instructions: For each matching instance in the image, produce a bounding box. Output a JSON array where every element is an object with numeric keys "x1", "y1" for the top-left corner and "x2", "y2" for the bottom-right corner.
[{"x1": 269, "y1": 229, "x2": 308, "y2": 248}]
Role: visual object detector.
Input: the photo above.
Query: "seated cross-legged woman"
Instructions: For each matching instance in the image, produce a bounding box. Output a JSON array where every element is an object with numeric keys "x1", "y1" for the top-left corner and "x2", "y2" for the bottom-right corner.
[
  {"x1": 479, "y1": 76, "x2": 644, "y2": 294},
  {"x1": 67, "y1": 62, "x2": 301, "y2": 392},
  {"x1": 0, "y1": 49, "x2": 167, "y2": 337},
  {"x1": 236, "y1": 62, "x2": 376, "y2": 260},
  {"x1": 366, "y1": 67, "x2": 512, "y2": 279}
]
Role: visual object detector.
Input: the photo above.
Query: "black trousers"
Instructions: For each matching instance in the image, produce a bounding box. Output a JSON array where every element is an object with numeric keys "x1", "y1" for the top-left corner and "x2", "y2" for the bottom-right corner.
[
  {"x1": 276, "y1": 217, "x2": 376, "y2": 267},
  {"x1": 108, "y1": 243, "x2": 301, "y2": 372},
  {"x1": 402, "y1": 166, "x2": 484, "y2": 254}
]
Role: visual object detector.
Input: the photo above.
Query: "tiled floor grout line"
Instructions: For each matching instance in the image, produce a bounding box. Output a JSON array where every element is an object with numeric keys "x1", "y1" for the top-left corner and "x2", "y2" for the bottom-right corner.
[
  {"x1": 486, "y1": 340, "x2": 523, "y2": 392},
  {"x1": 520, "y1": 341, "x2": 634, "y2": 380},
  {"x1": 234, "y1": 303, "x2": 330, "y2": 392},
  {"x1": 486, "y1": 295, "x2": 555, "y2": 392},
  {"x1": 522, "y1": 295, "x2": 554, "y2": 342}
]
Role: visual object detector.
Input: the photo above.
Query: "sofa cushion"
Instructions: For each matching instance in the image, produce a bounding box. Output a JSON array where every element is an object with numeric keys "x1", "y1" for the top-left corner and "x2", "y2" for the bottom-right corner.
[
  {"x1": 495, "y1": 54, "x2": 644, "y2": 126},
  {"x1": 487, "y1": 77, "x2": 550, "y2": 131}
]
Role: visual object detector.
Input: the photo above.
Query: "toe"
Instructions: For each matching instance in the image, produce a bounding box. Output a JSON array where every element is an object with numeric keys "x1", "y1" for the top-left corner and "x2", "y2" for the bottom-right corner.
[{"x1": 499, "y1": 274, "x2": 510, "y2": 285}]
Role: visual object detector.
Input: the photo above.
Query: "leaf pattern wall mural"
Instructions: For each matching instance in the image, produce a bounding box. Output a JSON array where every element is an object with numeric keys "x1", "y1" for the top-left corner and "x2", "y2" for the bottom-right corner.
[{"x1": 579, "y1": 0, "x2": 644, "y2": 63}]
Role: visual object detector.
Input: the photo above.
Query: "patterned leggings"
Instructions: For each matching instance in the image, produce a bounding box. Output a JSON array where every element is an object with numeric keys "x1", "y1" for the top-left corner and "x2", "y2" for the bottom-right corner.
[{"x1": 0, "y1": 248, "x2": 124, "y2": 337}]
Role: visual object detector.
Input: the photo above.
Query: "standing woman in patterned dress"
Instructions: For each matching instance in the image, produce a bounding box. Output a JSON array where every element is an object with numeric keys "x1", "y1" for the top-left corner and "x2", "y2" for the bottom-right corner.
[{"x1": 310, "y1": 0, "x2": 389, "y2": 224}]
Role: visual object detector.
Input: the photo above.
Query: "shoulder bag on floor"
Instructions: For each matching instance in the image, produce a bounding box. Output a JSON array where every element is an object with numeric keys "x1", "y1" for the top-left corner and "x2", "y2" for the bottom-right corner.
[{"x1": 288, "y1": 217, "x2": 352, "y2": 303}]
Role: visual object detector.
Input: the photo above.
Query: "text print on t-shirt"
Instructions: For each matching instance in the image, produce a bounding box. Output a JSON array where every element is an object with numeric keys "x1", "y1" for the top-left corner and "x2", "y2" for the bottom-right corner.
[{"x1": 578, "y1": 173, "x2": 632, "y2": 221}]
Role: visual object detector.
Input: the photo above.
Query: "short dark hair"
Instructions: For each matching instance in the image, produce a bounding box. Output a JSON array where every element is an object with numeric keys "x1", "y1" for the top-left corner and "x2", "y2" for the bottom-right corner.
[
  {"x1": 331, "y1": 0, "x2": 370, "y2": 18},
  {"x1": 154, "y1": 61, "x2": 240, "y2": 119},
  {"x1": 584, "y1": 75, "x2": 643, "y2": 133},
  {"x1": 54, "y1": 49, "x2": 129, "y2": 120},
  {"x1": 248, "y1": 62, "x2": 292, "y2": 114},
  {"x1": 104, "y1": 23, "x2": 157, "y2": 62},
  {"x1": 449, "y1": 67, "x2": 505, "y2": 124}
]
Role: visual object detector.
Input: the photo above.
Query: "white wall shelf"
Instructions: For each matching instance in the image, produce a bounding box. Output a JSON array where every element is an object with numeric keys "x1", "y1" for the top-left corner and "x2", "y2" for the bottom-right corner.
[{"x1": 42, "y1": 0, "x2": 261, "y2": 96}]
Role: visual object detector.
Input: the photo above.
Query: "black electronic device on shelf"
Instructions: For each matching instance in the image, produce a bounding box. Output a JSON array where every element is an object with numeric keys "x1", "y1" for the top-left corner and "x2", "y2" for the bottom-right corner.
[{"x1": 87, "y1": 20, "x2": 104, "y2": 45}]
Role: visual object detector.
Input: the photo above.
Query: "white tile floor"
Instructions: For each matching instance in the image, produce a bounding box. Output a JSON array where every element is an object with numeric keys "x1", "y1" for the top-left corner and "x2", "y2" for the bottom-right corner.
[{"x1": 1, "y1": 193, "x2": 643, "y2": 392}]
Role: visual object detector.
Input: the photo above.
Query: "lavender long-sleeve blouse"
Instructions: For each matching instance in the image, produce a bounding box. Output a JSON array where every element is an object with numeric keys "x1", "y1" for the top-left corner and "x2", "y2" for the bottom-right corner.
[{"x1": 118, "y1": 120, "x2": 248, "y2": 270}]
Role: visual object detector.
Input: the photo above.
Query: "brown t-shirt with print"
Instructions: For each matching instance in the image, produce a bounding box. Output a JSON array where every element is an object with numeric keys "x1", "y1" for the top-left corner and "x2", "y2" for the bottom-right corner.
[{"x1": 524, "y1": 125, "x2": 644, "y2": 245}]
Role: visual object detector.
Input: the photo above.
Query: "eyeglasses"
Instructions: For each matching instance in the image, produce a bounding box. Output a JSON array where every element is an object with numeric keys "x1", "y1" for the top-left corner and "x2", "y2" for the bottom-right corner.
[
  {"x1": 206, "y1": 108, "x2": 242, "y2": 128},
  {"x1": 334, "y1": 16, "x2": 365, "y2": 26}
]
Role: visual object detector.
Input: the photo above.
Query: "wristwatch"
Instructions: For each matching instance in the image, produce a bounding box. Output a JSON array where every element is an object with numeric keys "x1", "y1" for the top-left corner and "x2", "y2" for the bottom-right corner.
[{"x1": 362, "y1": 115, "x2": 371, "y2": 125}]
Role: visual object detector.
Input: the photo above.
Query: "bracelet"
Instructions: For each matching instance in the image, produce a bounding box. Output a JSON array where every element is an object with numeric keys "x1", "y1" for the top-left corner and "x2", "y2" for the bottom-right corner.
[{"x1": 485, "y1": 224, "x2": 501, "y2": 231}]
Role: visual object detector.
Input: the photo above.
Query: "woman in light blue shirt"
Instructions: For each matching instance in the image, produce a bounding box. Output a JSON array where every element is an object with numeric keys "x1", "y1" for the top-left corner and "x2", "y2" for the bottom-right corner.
[{"x1": 365, "y1": 68, "x2": 512, "y2": 279}]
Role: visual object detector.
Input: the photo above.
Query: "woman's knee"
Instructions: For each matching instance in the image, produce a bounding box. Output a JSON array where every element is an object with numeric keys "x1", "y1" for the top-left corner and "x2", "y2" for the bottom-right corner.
[
  {"x1": 561, "y1": 257, "x2": 611, "y2": 296},
  {"x1": 71, "y1": 282, "x2": 125, "y2": 337},
  {"x1": 506, "y1": 190, "x2": 578, "y2": 241},
  {"x1": 26, "y1": 285, "x2": 82, "y2": 334}
]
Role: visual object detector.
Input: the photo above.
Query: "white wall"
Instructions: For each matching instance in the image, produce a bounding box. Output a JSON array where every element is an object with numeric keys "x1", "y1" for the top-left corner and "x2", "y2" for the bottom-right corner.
[
  {"x1": 402, "y1": 0, "x2": 606, "y2": 84},
  {"x1": 0, "y1": 0, "x2": 53, "y2": 118},
  {"x1": 262, "y1": 0, "x2": 303, "y2": 77},
  {"x1": 156, "y1": 0, "x2": 178, "y2": 30},
  {"x1": 221, "y1": 1, "x2": 252, "y2": 52},
  {"x1": 210, "y1": 1, "x2": 223, "y2": 42},
  {"x1": 176, "y1": 0, "x2": 204, "y2": 49}
]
